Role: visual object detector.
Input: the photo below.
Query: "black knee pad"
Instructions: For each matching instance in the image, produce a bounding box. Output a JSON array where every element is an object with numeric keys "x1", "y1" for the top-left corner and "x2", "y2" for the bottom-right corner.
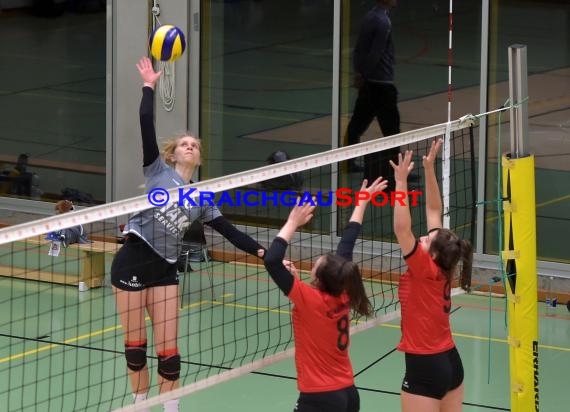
[
  {"x1": 125, "y1": 342, "x2": 147, "y2": 372},
  {"x1": 157, "y1": 353, "x2": 181, "y2": 381}
]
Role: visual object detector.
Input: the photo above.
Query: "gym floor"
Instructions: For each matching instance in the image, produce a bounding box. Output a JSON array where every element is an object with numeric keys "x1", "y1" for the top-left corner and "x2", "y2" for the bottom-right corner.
[{"x1": 0, "y1": 262, "x2": 568, "y2": 411}]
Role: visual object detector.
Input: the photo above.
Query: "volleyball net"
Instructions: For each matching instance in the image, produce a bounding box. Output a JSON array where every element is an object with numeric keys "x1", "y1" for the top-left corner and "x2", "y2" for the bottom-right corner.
[{"x1": 0, "y1": 117, "x2": 476, "y2": 411}]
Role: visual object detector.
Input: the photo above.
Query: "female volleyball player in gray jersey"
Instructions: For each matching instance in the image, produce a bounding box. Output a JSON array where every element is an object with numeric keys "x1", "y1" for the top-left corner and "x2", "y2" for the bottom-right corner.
[{"x1": 111, "y1": 56, "x2": 265, "y2": 412}]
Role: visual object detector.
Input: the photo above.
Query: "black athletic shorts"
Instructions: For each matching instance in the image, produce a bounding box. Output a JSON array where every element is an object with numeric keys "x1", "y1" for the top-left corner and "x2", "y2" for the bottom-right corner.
[
  {"x1": 111, "y1": 234, "x2": 178, "y2": 291},
  {"x1": 294, "y1": 385, "x2": 359, "y2": 412},
  {"x1": 401, "y1": 346, "x2": 464, "y2": 400}
]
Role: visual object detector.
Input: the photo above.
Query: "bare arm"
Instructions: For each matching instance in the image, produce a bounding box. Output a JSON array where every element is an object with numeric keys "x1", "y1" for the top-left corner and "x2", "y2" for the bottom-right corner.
[
  {"x1": 349, "y1": 177, "x2": 388, "y2": 224},
  {"x1": 423, "y1": 139, "x2": 443, "y2": 231},
  {"x1": 275, "y1": 201, "x2": 316, "y2": 244},
  {"x1": 390, "y1": 151, "x2": 416, "y2": 256},
  {"x1": 336, "y1": 177, "x2": 388, "y2": 260}
]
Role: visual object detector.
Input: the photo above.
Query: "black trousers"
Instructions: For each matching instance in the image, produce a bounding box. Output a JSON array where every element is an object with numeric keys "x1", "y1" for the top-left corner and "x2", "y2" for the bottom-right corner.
[{"x1": 346, "y1": 82, "x2": 401, "y2": 186}]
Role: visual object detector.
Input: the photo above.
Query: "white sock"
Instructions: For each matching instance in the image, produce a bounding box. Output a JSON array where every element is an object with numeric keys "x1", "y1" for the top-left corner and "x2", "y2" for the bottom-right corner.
[
  {"x1": 132, "y1": 393, "x2": 150, "y2": 412},
  {"x1": 163, "y1": 398, "x2": 180, "y2": 412}
]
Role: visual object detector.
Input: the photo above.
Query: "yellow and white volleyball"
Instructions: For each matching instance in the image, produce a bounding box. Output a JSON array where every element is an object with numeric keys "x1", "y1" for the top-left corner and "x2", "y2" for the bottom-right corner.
[{"x1": 149, "y1": 25, "x2": 186, "y2": 62}]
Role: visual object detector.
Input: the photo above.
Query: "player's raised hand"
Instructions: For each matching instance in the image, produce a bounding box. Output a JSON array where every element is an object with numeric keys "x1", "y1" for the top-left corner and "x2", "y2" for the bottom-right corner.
[
  {"x1": 422, "y1": 138, "x2": 443, "y2": 169},
  {"x1": 136, "y1": 56, "x2": 162, "y2": 88}
]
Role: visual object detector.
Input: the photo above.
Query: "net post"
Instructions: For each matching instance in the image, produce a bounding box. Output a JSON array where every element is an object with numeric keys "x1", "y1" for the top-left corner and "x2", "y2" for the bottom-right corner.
[
  {"x1": 505, "y1": 43, "x2": 538, "y2": 412},
  {"x1": 475, "y1": 0, "x2": 490, "y2": 254},
  {"x1": 508, "y1": 44, "x2": 529, "y2": 158}
]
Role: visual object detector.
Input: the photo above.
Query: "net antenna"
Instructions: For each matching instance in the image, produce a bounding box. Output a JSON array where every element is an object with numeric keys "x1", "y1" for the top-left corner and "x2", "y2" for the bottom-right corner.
[
  {"x1": 442, "y1": 0, "x2": 454, "y2": 229},
  {"x1": 151, "y1": 1, "x2": 176, "y2": 112}
]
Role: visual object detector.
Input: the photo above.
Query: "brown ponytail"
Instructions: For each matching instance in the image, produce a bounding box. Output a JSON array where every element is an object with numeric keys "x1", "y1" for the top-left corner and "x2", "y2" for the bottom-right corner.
[
  {"x1": 429, "y1": 229, "x2": 473, "y2": 291},
  {"x1": 459, "y1": 239, "x2": 473, "y2": 291},
  {"x1": 315, "y1": 254, "x2": 372, "y2": 317},
  {"x1": 341, "y1": 262, "x2": 372, "y2": 316}
]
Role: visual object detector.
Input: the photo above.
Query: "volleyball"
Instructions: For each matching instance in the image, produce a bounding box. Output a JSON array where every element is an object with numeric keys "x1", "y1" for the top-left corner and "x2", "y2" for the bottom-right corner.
[{"x1": 149, "y1": 25, "x2": 186, "y2": 62}]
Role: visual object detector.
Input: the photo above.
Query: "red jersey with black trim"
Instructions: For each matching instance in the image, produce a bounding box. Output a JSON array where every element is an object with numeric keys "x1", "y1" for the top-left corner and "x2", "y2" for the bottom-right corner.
[
  {"x1": 397, "y1": 242, "x2": 455, "y2": 354},
  {"x1": 288, "y1": 276, "x2": 354, "y2": 393}
]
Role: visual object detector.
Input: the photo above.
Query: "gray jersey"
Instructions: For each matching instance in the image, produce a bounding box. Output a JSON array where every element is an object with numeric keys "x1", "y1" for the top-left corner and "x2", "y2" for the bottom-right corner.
[{"x1": 125, "y1": 157, "x2": 221, "y2": 263}]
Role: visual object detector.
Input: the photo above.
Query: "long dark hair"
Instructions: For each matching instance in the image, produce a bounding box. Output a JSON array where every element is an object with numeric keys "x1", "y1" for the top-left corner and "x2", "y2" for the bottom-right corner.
[
  {"x1": 429, "y1": 229, "x2": 473, "y2": 291},
  {"x1": 314, "y1": 253, "x2": 372, "y2": 316}
]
